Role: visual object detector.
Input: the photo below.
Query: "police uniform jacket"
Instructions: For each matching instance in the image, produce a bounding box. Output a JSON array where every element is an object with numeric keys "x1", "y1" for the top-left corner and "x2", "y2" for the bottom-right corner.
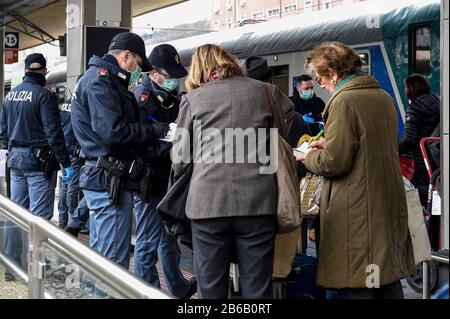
[
  {"x1": 134, "y1": 74, "x2": 180, "y2": 196},
  {"x1": 71, "y1": 54, "x2": 159, "y2": 192},
  {"x1": 59, "y1": 97, "x2": 79, "y2": 156},
  {"x1": 0, "y1": 72, "x2": 70, "y2": 170}
]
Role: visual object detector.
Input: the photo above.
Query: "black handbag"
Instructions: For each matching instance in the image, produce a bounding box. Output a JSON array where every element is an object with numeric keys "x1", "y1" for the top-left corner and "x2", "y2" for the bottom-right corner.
[
  {"x1": 156, "y1": 165, "x2": 193, "y2": 249},
  {"x1": 156, "y1": 164, "x2": 192, "y2": 220}
]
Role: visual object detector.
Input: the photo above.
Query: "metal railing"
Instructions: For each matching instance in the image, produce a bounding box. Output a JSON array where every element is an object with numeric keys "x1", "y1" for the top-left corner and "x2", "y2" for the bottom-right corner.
[
  {"x1": 423, "y1": 254, "x2": 449, "y2": 299},
  {"x1": 0, "y1": 194, "x2": 170, "y2": 299}
]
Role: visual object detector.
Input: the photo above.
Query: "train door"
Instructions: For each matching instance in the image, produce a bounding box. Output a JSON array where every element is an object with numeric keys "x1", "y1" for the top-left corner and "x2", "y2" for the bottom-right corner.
[{"x1": 270, "y1": 65, "x2": 290, "y2": 96}]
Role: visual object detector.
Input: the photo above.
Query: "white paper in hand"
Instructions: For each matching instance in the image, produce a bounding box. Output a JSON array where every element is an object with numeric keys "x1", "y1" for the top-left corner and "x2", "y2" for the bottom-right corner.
[
  {"x1": 293, "y1": 141, "x2": 311, "y2": 157},
  {"x1": 159, "y1": 122, "x2": 177, "y2": 142}
]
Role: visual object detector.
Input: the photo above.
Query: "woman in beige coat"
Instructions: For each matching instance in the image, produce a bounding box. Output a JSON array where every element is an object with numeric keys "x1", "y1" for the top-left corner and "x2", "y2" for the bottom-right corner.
[{"x1": 297, "y1": 42, "x2": 416, "y2": 299}]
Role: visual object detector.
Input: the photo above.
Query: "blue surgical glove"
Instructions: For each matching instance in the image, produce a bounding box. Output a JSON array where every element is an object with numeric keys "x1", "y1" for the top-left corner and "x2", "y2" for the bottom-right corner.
[
  {"x1": 303, "y1": 113, "x2": 316, "y2": 124},
  {"x1": 318, "y1": 122, "x2": 325, "y2": 131},
  {"x1": 62, "y1": 166, "x2": 74, "y2": 184}
]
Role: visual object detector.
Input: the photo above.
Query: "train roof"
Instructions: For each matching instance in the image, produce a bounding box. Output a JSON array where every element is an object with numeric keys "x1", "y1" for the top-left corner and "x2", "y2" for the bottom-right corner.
[
  {"x1": 151, "y1": 0, "x2": 440, "y2": 65},
  {"x1": 30, "y1": 0, "x2": 440, "y2": 86}
]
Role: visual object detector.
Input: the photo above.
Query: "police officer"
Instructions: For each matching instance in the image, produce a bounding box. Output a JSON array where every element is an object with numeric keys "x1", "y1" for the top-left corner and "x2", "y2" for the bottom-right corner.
[
  {"x1": 71, "y1": 32, "x2": 168, "y2": 270},
  {"x1": 57, "y1": 80, "x2": 83, "y2": 229},
  {"x1": 0, "y1": 53, "x2": 73, "y2": 279},
  {"x1": 133, "y1": 44, "x2": 196, "y2": 298}
]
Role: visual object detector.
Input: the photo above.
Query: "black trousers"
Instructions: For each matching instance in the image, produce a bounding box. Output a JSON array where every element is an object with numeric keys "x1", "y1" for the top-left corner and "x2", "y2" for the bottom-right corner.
[
  {"x1": 336, "y1": 280, "x2": 404, "y2": 299},
  {"x1": 191, "y1": 215, "x2": 277, "y2": 299}
]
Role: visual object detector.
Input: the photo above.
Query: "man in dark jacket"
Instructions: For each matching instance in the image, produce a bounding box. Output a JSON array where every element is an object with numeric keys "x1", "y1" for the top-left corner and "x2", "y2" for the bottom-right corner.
[
  {"x1": 290, "y1": 74, "x2": 325, "y2": 135},
  {"x1": 71, "y1": 33, "x2": 168, "y2": 270},
  {"x1": 0, "y1": 53, "x2": 73, "y2": 279},
  {"x1": 133, "y1": 44, "x2": 196, "y2": 299},
  {"x1": 399, "y1": 75, "x2": 440, "y2": 206}
]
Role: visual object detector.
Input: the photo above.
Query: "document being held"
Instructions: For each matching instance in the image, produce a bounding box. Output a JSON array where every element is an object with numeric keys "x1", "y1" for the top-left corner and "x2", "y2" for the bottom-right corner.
[
  {"x1": 293, "y1": 130, "x2": 324, "y2": 157},
  {"x1": 159, "y1": 122, "x2": 177, "y2": 142}
]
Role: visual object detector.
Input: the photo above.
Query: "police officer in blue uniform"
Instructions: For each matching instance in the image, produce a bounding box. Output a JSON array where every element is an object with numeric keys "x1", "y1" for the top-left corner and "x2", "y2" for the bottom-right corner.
[
  {"x1": 57, "y1": 91, "x2": 83, "y2": 229},
  {"x1": 133, "y1": 44, "x2": 196, "y2": 298},
  {"x1": 71, "y1": 32, "x2": 168, "y2": 270},
  {"x1": 0, "y1": 53, "x2": 74, "y2": 279}
]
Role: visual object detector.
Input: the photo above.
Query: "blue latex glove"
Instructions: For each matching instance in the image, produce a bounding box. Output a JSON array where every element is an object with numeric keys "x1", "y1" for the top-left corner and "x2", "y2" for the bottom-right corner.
[
  {"x1": 303, "y1": 113, "x2": 316, "y2": 124},
  {"x1": 62, "y1": 166, "x2": 74, "y2": 184},
  {"x1": 318, "y1": 122, "x2": 325, "y2": 131}
]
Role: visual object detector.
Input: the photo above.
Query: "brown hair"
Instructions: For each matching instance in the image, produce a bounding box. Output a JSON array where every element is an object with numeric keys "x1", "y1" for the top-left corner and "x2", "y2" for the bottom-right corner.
[
  {"x1": 404, "y1": 74, "x2": 432, "y2": 100},
  {"x1": 185, "y1": 44, "x2": 244, "y2": 92},
  {"x1": 305, "y1": 42, "x2": 362, "y2": 79}
]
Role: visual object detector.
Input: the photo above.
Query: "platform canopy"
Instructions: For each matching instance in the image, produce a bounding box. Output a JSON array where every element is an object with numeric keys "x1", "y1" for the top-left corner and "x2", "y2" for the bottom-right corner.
[{"x1": 0, "y1": 0, "x2": 186, "y2": 50}]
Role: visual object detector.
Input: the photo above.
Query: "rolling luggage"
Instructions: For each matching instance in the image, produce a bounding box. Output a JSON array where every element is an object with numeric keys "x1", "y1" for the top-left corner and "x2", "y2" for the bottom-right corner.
[{"x1": 285, "y1": 254, "x2": 325, "y2": 299}]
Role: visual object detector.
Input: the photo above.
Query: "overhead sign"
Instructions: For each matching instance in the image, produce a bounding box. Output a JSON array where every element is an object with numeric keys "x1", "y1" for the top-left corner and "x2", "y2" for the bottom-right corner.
[
  {"x1": 4, "y1": 32, "x2": 20, "y2": 49},
  {"x1": 4, "y1": 49, "x2": 19, "y2": 64}
]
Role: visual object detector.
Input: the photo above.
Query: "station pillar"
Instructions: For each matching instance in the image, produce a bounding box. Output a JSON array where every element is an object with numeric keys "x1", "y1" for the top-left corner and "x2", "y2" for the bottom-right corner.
[
  {"x1": 66, "y1": 0, "x2": 132, "y2": 95},
  {"x1": 441, "y1": 0, "x2": 449, "y2": 249},
  {"x1": 1, "y1": 17, "x2": 4, "y2": 103}
]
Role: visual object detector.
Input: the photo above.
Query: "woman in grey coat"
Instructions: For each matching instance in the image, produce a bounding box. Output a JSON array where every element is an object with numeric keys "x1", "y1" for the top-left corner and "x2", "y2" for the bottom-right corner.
[{"x1": 171, "y1": 44, "x2": 286, "y2": 299}]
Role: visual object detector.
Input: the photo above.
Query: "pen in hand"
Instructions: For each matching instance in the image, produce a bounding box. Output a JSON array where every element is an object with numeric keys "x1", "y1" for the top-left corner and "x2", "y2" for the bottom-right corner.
[
  {"x1": 147, "y1": 115, "x2": 159, "y2": 122},
  {"x1": 311, "y1": 129, "x2": 324, "y2": 141}
]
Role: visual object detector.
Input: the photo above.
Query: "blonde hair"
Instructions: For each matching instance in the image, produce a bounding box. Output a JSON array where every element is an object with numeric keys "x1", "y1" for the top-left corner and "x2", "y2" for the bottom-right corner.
[
  {"x1": 305, "y1": 42, "x2": 362, "y2": 78},
  {"x1": 185, "y1": 44, "x2": 244, "y2": 92}
]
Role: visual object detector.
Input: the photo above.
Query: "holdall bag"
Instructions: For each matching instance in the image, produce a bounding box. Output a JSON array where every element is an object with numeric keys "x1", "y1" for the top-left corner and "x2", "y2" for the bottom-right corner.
[
  {"x1": 403, "y1": 176, "x2": 431, "y2": 264},
  {"x1": 299, "y1": 173, "x2": 322, "y2": 217},
  {"x1": 285, "y1": 254, "x2": 325, "y2": 299},
  {"x1": 265, "y1": 84, "x2": 301, "y2": 234}
]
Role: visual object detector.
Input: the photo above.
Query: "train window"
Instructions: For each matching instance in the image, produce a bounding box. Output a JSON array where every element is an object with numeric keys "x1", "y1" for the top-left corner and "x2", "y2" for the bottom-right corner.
[
  {"x1": 412, "y1": 26, "x2": 431, "y2": 74},
  {"x1": 359, "y1": 52, "x2": 371, "y2": 75}
]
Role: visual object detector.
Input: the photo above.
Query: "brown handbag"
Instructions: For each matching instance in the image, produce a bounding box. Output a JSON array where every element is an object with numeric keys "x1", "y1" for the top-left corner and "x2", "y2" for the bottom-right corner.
[{"x1": 265, "y1": 84, "x2": 302, "y2": 234}]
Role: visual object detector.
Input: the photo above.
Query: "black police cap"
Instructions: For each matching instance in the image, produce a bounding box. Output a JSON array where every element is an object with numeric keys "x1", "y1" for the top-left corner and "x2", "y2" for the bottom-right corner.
[
  {"x1": 108, "y1": 32, "x2": 152, "y2": 72},
  {"x1": 149, "y1": 44, "x2": 187, "y2": 79},
  {"x1": 25, "y1": 53, "x2": 47, "y2": 71}
]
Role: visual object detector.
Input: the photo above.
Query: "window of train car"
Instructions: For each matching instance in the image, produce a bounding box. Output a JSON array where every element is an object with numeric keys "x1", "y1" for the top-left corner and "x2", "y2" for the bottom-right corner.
[
  {"x1": 411, "y1": 25, "x2": 432, "y2": 74},
  {"x1": 358, "y1": 52, "x2": 371, "y2": 75}
]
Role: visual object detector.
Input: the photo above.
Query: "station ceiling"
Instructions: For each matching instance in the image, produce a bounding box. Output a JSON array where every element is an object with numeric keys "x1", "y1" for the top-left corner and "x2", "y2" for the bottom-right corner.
[{"x1": 1, "y1": 0, "x2": 186, "y2": 50}]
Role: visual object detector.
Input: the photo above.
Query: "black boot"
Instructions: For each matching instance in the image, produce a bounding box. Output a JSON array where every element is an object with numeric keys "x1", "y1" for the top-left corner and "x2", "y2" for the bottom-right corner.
[{"x1": 64, "y1": 226, "x2": 80, "y2": 238}]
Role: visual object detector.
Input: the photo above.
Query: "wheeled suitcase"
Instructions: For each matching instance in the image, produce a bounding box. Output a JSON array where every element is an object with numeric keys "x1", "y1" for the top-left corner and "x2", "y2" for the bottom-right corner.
[{"x1": 285, "y1": 254, "x2": 325, "y2": 299}]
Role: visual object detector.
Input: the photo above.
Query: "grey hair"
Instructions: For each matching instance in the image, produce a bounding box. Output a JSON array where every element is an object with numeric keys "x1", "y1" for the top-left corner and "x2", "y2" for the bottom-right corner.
[{"x1": 108, "y1": 49, "x2": 125, "y2": 56}]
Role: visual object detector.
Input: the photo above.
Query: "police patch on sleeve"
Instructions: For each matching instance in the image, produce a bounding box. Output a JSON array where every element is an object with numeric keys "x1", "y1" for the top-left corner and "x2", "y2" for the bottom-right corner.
[
  {"x1": 97, "y1": 68, "x2": 109, "y2": 77},
  {"x1": 140, "y1": 92, "x2": 149, "y2": 102}
]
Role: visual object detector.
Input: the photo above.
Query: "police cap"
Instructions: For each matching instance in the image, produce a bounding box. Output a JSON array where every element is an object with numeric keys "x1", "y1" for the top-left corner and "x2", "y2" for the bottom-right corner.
[
  {"x1": 108, "y1": 32, "x2": 153, "y2": 72},
  {"x1": 149, "y1": 44, "x2": 187, "y2": 79},
  {"x1": 25, "y1": 53, "x2": 47, "y2": 71}
]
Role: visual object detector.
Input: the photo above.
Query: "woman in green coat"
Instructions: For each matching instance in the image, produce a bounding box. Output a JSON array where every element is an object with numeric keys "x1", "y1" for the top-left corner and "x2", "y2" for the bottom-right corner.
[{"x1": 296, "y1": 42, "x2": 416, "y2": 299}]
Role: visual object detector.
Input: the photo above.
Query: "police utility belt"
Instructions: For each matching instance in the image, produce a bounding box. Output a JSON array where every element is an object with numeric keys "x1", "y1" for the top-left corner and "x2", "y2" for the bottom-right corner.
[
  {"x1": 9, "y1": 144, "x2": 58, "y2": 179},
  {"x1": 85, "y1": 156, "x2": 154, "y2": 204}
]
